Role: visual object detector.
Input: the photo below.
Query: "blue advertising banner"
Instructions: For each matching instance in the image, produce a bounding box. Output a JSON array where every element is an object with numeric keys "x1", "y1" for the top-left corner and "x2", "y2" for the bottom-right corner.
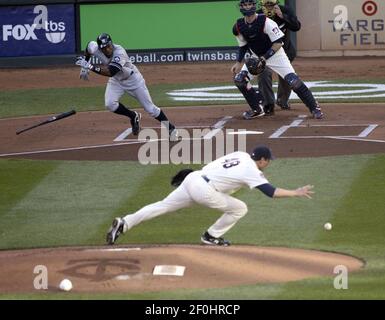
[{"x1": 0, "y1": 4, "x2": 75, "y2": 57}]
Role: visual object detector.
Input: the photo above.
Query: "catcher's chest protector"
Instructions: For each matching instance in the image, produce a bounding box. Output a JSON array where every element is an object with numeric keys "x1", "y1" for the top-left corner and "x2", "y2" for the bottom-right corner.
[{"x1": 236, "y1": 15, "x2": 271, "y2": 55}]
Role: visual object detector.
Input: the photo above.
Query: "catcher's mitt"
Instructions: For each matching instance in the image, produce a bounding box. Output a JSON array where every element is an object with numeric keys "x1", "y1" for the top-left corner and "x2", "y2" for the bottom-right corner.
[
  {"x1": 171, "y1": 169, "x2": 194, "y2": 187},
  {"x1": 245, "y1": 56, "x2": 266, "y2": 75}
]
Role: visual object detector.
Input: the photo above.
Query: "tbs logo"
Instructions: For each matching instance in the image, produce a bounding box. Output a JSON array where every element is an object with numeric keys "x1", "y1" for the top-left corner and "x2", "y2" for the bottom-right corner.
[
  {"x1": 2, "y1": 5, "x2": 66, "y2": 44},
  {"x1": 44, "y1": 20, "x2": 66, "y2": 44}
]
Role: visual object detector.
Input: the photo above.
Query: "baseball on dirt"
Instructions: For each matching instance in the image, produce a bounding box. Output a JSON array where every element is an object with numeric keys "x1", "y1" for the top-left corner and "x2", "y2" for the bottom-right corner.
[
  {"x1": 324, "y1": 222, "x2": 332, "y2": 231},
  {"x1": 59, "y1": 279, "x2": 73, "y2": 291}
]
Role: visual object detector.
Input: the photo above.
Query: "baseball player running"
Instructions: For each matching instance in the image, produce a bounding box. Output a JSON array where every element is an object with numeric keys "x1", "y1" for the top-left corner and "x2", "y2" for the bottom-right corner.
[
  {"x1": 106, "y1": 145, "x2": 314, "y2": 246},
  {"x1": 231, "y1": 0, "x2": 323, "y2": 120},
  {"x1": 75, "y1": 33, "x2": 178, "y2": 140}
]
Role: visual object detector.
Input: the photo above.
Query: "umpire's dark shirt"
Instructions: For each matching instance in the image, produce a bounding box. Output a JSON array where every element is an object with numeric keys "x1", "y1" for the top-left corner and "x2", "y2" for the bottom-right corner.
[{"x1": 258, "y1": 5, "x2": 301, "y2": 61}]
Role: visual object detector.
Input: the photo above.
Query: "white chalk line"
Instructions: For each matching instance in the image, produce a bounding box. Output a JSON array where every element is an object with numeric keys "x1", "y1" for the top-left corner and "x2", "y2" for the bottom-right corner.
[
  {"x1": 227, "y1": 130, "x2": 264, "y2": 135},
  {"x1": 114, "y1": 128, "x2": 133, "y2": 142},
  {"x1": 0, "y1": 137, "x2": 216, "y2": 157},
  {"x1": 115, "y1": 117, "x2": 234, "y2": 143},
  {"x1": 328, "y1": 137, "x2": 385, "y2": 143},
  {"x1": 84, "y1": 248, "x2": 141, "y2": 252},
  {"x1": 294, "y1": 124, "x2": 376, "y2": 127},
  {"x1": 3, "y1": 115, "x2": 381, "y2": 157},
  {"x1": 2, "y1": 132, "x2": 244, "y2": 157},
  {"x1": 203, "y1": 116, "x2": 233, "y2": 140},
  {"x1": 211, "y1": 116, "x2": 233, "y2": 129},
  {"x1": 278, "y1": 136, "x2": 385, "y2": 143},
  {"x1": 269, "y1": 119, "x2": 303, "y2": 138},
  {"x1": 0, "y1": 141, "x2": 145, "y2": 157},
  {"x1": 114, "y1": 115, "x2": 233, "y2": 143},
  {"x1": 113, "y1": 125, "x2": 227, "y2": 142},
  {"x1": 203, "y1": 128, "x2": 222, "y2": 140},
  {"x1": 270, "y1": 115, "x2": 380, "y2": 141},
  {"x1": 0, "y1": 117, "x2": 235, "y2": 157},
  {"x1": 358, "y1": 124, "x2": 378, "y2": 137},
  {"x1": 279, "y1": 135, "x2": 358, "y2": 139}
]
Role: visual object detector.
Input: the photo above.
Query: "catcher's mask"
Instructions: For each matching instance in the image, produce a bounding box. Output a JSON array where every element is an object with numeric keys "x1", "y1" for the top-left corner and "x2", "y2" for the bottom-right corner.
[
  {"x1": 239, "y1": 0, "x2": 257, "y2": 17},
  {"x1": 97, "y1": 33, "x2": 112, "y2": 49},
  {"x1": 260, "y1": 0, "x2": 278, "y2": 18}
]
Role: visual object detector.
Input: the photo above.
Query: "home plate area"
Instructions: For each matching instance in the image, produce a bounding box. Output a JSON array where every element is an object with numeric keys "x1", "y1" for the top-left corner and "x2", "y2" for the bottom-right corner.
[
  {"x1": 269, "y1": 116, "x2": 378, "y2": 142},
  {"x1": 113, "y1": 116, "x2": 240, "y2": 143},
  {"x1": 0, "y1": 104, "x2": 383, "y2": 161}
]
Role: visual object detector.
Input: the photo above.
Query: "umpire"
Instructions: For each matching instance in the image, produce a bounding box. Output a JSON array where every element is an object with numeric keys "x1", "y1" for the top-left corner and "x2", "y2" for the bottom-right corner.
[{"x1": 257, "y1": 0, "x2": 301, "y2": 114}]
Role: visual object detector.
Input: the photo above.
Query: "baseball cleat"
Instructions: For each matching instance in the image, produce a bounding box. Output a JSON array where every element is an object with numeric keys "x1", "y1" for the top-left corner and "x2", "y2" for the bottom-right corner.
[
  {"x1": 106, "y1": 217, "x2": 125, "y2": 245},
  {"x1": 264, "y1": 104, "x2": 275, "y2": 116},
  {"x1": 242, "y1": 105, "x2": 265, "y2": 120},
  {"x1": 169, "y1": 128, "x2": 179, "y2": 142},
  {"x1": 312, "y1": 106, "x2": 324, "y2": 119},
  {"x1": 201, "y1": 231, "x2": 231, "y2": 246},
  {"x1": 277, "y1": 101, "x2": 291, "y2": 110},
  {"x1": 131, "y1": 112, "x2": 141, "y2": 135}
]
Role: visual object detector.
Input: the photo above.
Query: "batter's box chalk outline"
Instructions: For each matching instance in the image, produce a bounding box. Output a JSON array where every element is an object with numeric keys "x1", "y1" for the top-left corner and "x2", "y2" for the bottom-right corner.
[
  {"x1": 269, "y1": 118, "x2": 378, "y2": 140},
  {"x1": 114, "y1": 116, "x2": 233, "y2": 142}
]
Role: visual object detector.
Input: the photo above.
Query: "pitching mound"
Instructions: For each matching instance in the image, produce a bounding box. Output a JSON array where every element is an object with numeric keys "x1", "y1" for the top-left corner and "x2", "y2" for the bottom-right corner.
[{"x1": 0, "y1": 245, "x2": 363, "y2": 293}]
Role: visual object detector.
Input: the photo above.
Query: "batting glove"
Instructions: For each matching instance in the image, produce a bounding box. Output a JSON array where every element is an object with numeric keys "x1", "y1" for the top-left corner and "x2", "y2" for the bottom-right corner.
[
  {"x1": 75, "y1": 56, "x2": 93, "y2": 70},
  {"x1": 79, "y1": 67, "x2": 90, "y2": 81}
]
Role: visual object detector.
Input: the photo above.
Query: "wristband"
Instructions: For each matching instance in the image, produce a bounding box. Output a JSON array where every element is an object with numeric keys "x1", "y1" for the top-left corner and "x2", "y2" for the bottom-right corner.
[
  {"x1": 263, "y1": 48, "x2": 275, "y2": 60},
  {"x1": 91, "y1": 65, "x2": 101, "y2": 74}
]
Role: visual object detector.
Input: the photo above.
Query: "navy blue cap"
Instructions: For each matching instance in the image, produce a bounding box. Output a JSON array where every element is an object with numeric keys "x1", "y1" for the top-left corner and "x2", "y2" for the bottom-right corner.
[{"x1": 250, "y1": 145, "x2": 274, "y2": 161}]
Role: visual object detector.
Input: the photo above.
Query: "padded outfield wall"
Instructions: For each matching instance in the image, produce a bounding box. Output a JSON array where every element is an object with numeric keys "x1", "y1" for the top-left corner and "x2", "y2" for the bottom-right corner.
[
  {"x1": 296, "y1": 0, "x2": 385, "y2": 56},
  {"x1": 79, "y1": 0, "x2": 242, "y2": 64},
  {"x1": 79, "y1": 0, "x2": 284, "y2": 61},
  {"x1": 1, "y1": 0, "x2": 382, "y2": 67},
  {"x1": 80, "y1": 1, "x2": 241, "y2": 50},
  {"x1": 0, "y1": 0, "x2": 287, "y2": 66}
]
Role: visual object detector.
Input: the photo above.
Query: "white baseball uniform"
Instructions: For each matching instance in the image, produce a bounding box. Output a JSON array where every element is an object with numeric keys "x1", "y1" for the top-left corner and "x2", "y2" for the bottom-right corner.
[
  {"x1": 86, "y1": 41, "x2": 161, "y2": 117},
  {"x1": 122, "y1": 151, "x2": 269, "y2": 237},
  {"x1": 236, "y1": 17, "x2": 295, "y2": 79},
  {"x1": 233, "y1": 12, "x2": 323, "y2": 118}
]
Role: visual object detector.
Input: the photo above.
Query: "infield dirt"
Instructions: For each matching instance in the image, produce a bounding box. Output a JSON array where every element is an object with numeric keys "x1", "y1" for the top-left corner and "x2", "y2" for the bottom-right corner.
[{"x1": 0, "y1": 57, "x2": 383, "y2": 293}]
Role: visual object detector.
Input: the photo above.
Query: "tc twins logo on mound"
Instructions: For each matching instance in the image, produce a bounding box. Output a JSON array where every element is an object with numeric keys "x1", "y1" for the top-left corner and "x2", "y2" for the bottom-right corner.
[{"x1": 2, "y1": 5, "x2": 66, "y2": 44}]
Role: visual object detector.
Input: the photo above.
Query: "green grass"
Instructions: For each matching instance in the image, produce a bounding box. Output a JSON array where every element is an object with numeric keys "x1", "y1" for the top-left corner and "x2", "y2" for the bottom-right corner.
[
  {"x1": 1, "y1": 154, "x2": 384, "y2": 299},
  {"x1": 1, "y1": 72, "x2": 384, "y2": 300},
  {"x1": 1, "y1": 78, "x2": 385, "y2": 118},
  {"x1": 0, "y1": 160, "x2": 57, "y2": 219},
  {"x1": 0, "y1": 160, "x2": 158, "y2": 249},
  {"x1": 275, "y1": 155, "x2": 385, "y2": 299}
]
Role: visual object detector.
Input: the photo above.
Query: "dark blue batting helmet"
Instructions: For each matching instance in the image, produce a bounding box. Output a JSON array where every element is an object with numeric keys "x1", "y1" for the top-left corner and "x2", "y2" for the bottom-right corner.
[{"x1": 97, "y1": 33, "x2": 112, "y2": 49}]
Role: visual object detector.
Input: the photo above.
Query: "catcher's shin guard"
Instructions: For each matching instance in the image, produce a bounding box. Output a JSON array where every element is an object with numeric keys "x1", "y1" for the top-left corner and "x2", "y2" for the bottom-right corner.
[
  {"x1": 234, "y1": 71, "x2": 264, "y2": 111},
  {"x1": 284, "y1": 73, "x2": 319, "y2": 113}
]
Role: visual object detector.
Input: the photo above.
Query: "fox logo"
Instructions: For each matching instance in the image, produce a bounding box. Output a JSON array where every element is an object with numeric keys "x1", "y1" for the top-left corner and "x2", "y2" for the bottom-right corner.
[
  {"x1": 2, "y1": 5, "x2": 66, "y2": 43},
  {"x1": 2, "y1": 24, "x2": 38, "y2": 41}
]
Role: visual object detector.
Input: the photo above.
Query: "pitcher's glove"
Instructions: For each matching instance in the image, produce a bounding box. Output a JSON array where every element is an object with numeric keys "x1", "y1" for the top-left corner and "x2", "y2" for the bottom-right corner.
[
  {"x1": 245, "y1": 56, "x2": 266, "y2": 75},
  {"x1": 171, "y1": 169, "x2": 194, "y2": 187}
]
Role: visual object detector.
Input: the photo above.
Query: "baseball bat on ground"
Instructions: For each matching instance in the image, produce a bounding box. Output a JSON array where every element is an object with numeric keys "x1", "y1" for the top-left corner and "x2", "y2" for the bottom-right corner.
[{"x1": 16, "y1": 110, "x2": 76, "y2": 135}]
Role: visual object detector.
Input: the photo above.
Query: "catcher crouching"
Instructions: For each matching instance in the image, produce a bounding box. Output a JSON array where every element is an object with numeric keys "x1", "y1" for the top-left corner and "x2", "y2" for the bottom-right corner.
[{"x1": 231, "y1": 0, "x2": 323, "y2": 120}]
